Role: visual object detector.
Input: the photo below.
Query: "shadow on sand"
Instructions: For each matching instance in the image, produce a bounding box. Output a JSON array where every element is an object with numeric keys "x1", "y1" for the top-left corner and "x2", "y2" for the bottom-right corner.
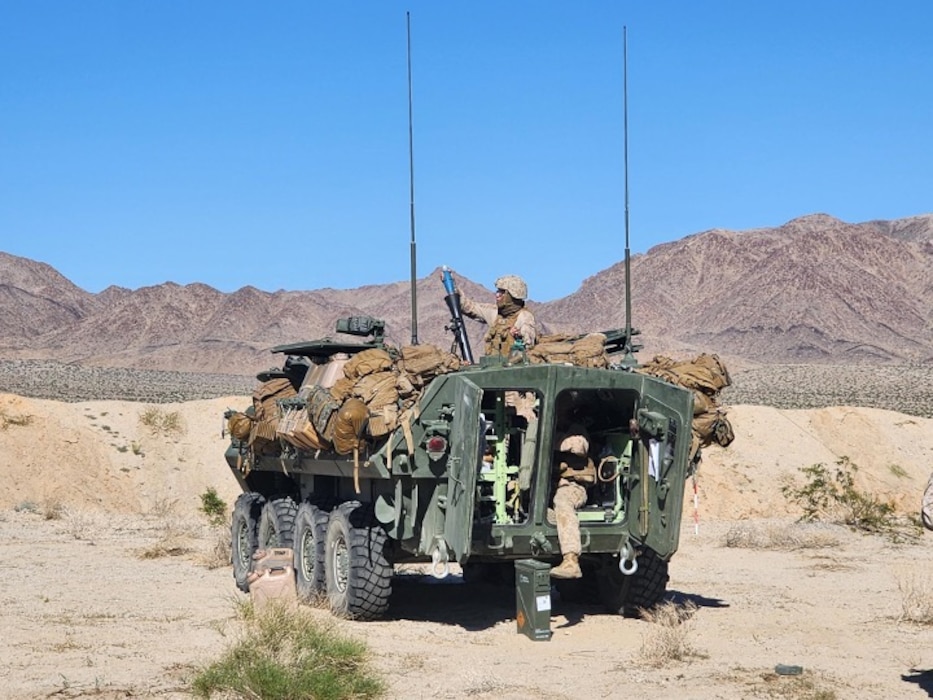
[
  {"x1": 902, "y1": 668, "x2": 933, "y2": 697},
  {"x1": 383, "y1": 574, "x2": 729, "y2": 631}
]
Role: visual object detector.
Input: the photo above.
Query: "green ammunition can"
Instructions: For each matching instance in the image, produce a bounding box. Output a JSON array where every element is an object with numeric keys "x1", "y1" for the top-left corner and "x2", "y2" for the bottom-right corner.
[{"x1": 514, "y1": 559, "x2": 552, "y2": 641}]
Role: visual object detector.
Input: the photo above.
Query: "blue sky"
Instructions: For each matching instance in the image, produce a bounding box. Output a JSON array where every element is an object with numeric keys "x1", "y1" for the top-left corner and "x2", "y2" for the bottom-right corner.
[{"x1": 2, "y1": 1, "x2": 931, "y2": 302}]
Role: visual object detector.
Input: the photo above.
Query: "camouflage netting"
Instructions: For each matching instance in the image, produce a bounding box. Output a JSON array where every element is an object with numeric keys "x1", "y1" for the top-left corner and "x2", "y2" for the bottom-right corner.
[{"x1": 635, "y1": 353, "x2": 735, "y2": 462}]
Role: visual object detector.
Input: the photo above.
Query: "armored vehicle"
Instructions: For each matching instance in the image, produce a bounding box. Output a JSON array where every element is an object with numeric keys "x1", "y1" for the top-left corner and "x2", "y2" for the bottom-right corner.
[{"x1": 223, "y1": 305, "x2": 706, "y2": 620}]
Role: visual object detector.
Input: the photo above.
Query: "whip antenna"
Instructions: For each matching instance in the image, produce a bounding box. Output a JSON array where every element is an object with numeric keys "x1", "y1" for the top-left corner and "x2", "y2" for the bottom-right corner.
[
  {"x1": 622, "y1": 25, "x2": 634, "y2": 362},
  {"x1": 407, "y1": 11, "x2": 419, "y2": 345}
]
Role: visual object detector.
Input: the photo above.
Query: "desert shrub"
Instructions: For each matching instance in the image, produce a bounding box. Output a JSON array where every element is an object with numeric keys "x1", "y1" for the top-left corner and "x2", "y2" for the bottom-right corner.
[
  {"x1": 42, "y1": 498, "x2": 64, "y2": 521},
  {"x1": 888, "y1": 464, "x2": 908, "y2": 479},
  {"x1": 192, "y1": 603, "x2": 385, "y2": 699},
  {"x1": 149, "y1": 498, "x2": 179, "y2": 517},
  {"x1": 724, "y1": 521, "x2": 840, "y2": 550},
  {"x1": 757, "y1": 670, "x2": 839, "y2": 700},
  {"x1": 200, "y1": 525, "x2": 231, "y2": 570},
  {"x1": 139, "y1": 406, "x2": 186, "y2": 436},
  {"x1": 635, "y1": 601, "x2": 703, "y2": 667},
  {"x1": 136, "y1": 512, "x2": 200, "y2": 560},
  {"x1": 137, "y1": 535, "x2": 192, "y2": 560},
  {"x1": 199, "y1": 487, "x2": 227, "y2": 526},
  {"x1": 897, "y1": 572, "x2": 933, "y2": 625},
  {"x1": 781, "y1": 457, "x2": 919, "y2": 541},
  {"x1": 0, "y1": 409, "x2": 33, "y2": 429}
]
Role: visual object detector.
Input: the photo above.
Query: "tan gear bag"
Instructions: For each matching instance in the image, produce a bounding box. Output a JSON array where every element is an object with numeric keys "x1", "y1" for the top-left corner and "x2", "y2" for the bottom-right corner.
[{"x1": 331, "y1": 398, "x2": 369, "y2": 455}]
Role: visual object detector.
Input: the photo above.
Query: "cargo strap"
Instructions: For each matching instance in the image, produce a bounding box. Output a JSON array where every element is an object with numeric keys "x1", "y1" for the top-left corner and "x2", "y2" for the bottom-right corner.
[
  {"x1": 400, "y1": 404, "x2": 421, "y2": 456},
  {"x1": 352, "y1": 447, "x2": 361, "y2": 494},
  {"x1": 638, "y1": 439, "x2": 649, "y2": 537}
]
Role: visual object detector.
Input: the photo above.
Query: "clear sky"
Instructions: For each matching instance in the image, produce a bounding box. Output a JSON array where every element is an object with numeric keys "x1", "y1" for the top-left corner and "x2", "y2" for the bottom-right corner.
[{"x1": 2, "y1": 1, "x2": 931, "y2": 302}]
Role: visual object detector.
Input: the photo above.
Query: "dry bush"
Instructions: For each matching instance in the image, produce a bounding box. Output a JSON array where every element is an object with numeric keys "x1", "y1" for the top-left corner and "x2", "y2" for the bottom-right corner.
[
  {"x1": 139, "y1": 406, "x2": 187, "y2": 436},
  {"x1": 147, "y1": 497, "x2": 180, "y2": 518},
  {"x1": 754, "y1": 668, "x2": 840, "y2": 699},
  {"x1": 724, "y1": 521, "x2": 841, "y2": 550},
  {"x1": 59, "y1": 507, "x2": 103, "y2": 541},
  {"x1": 41, "y1": 498, "x2": 64, "y2": 521},
  {"x1": 896, "y1": 571, "x2": 933, "y2": 625},
  {"x1": 135, "y1": 517, "x2": 200, "y2": 559},
  {"x1": 199, "y1": 525, "x2": 232, "y2": 570},
  {"x1": 137, "y1": 534, "x2": 193, "y2": 560},
  {"x1": 635, "y1": 601, "x2": 703, "y2": 667},
  {"x1": 0, "y1": 408, "x2": 33, "y2": 429},
  {"x1": 136, "y1": 507, "x2": 204, "y2": 560}
]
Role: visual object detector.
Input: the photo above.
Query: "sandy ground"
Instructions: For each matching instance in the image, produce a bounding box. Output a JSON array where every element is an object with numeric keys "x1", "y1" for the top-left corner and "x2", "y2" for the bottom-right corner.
[{"x1": 2, "y1": 393, "x2": 933, "y2": 699}]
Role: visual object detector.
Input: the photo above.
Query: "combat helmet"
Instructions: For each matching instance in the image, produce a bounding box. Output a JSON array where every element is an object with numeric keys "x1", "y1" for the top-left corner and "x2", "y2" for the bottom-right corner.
[{"x1": 495, "y1": 274, "x2": 528, "y2": 301}]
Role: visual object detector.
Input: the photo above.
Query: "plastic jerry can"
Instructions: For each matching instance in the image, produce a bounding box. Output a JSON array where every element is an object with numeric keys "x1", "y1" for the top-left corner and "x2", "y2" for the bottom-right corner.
[
  {"x1": 250, "y1": 566, "x2": 298, "y2": 610},
  {"x1": 249, "y1": 547, "x2": 298, "y2": 610},
  {"x1": 252, "y1": 547, "x2": 294, "y2": 572}
]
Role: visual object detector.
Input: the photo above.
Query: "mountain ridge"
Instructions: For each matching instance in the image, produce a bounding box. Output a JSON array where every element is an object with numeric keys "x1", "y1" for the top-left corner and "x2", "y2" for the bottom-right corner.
[{"x1": 1, "y1": 213, "x2": 931, "y2": 374}]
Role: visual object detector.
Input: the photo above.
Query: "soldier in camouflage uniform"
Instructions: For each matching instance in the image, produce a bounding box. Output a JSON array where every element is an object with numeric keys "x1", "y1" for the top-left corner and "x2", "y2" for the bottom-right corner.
[
  {"x1": 923, "y1": 471, "x2": 933, "y2": 531},
  {"x1": 550, "y1": 428, "x2": 596, "y2": 579},
  {"x1": 456, "y1": 273, "x2": 538, "y2": 423},
  {"x1": 458, "y1": 274, "x2": 537, "y2": 356}
]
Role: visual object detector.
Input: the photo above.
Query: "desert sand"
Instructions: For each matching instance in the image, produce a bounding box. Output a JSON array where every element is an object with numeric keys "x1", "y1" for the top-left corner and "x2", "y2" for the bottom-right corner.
[{"x1": 1, "y1": 392, "x2": 933, "y2": 699}]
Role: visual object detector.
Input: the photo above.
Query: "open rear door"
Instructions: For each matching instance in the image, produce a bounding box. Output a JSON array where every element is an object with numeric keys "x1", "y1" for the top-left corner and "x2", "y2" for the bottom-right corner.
[{"x1": 444, "y1": 378, "x2": 482, "y2": 565}]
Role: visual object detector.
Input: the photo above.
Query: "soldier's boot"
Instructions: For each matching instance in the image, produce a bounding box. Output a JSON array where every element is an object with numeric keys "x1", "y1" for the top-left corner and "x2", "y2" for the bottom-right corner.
[{"x1": 550, "y1": 553, "x2": 582, "y2": 579}]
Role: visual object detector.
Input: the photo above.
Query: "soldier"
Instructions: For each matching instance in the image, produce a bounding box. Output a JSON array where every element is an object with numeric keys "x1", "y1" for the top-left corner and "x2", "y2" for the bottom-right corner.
[
  {"x1": 923, "y1": 471, "x2": 933, "y2": 531},
  {"x1": 448, "y1": 272, "x2": 538, "y2": 423},
  {"x1": 457, "y1": 274, "x2": 537, "y2": 356},
  {"x1": 550, "y1": 427, "x2": 596, "y2": 579}
]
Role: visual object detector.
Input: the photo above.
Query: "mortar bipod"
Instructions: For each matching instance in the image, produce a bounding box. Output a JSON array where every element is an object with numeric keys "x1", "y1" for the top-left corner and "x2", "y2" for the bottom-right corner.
[{"x1": 618, "y1": 539, "x2": 639, "y2": 575}]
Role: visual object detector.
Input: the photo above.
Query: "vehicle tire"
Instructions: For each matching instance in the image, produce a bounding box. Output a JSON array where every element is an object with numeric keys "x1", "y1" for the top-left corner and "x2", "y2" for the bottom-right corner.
[
  {"x1": 324, "y1": 501, "x2": 393, "y2": 620},
  {"x1": 294, "y1": 501, "x2": 329, "y2": 602},
  {"x1": 258, "y1": 496, "x2": 298, "y2": 550},
  {"x1": 597, "y1": 547, "x2": 669, "y2": 617},
  {"x1": 231, "y1": 492, "x2": 265, "y2": 593}
]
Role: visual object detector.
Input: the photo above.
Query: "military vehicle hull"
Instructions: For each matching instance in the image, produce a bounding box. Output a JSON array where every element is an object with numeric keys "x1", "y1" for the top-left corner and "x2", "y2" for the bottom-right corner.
[{"x1": 225, "y1": 328, "x2": 695, "y2": 620}]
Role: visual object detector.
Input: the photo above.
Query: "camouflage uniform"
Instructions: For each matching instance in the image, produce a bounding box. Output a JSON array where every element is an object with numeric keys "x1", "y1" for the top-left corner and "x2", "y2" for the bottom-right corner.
[
  {"x1": 460, "y1": 274, "x2": 538, "y2": 422},
  {"x1": 553, "y1": 480, "x2": 587, "y2": 557},
  {"x1": 550, "y1": 431, "x2": 596, "y2": 579},
  {"x1": 923, "y1": 471, "x2": 933, "y2": 531},
  {"x1": 460, "y1": 297, "x2": 537, "y2": 355},
  {"x1": 459, "y1": 274, "x2": 537, "y2": 355}
]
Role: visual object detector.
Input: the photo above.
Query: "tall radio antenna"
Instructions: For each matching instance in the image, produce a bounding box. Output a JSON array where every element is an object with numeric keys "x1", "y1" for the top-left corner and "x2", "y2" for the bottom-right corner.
[
  {"x1": 407, "y1": 11, "x2": 419, "y2": 345},
  {"x1": 622, "y1": 25, "x2": 634, "y2": 363}
]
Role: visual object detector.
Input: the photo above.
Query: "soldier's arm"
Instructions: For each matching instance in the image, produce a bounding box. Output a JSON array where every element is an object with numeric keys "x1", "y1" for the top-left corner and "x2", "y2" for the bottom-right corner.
[
  {"x1": 461, "y1": 296, "x2": 497, "y2": 326},
  {"x1": 514, "y1": 310, "x2": 537, "y2": 347}
]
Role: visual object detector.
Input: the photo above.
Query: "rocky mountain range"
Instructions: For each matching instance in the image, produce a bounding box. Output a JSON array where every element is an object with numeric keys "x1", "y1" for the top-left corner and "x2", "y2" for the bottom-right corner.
[{"x1": 1, "y1": 213, "x2": 931, "y2": 376}]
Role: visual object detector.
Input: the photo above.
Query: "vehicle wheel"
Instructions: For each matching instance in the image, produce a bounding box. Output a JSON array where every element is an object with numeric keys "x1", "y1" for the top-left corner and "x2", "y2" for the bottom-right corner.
[
  {"x1": 324, "y1": 501, "x2": 393, "y2": 620},
  {"x1": 258, "y1": 496, "x2": 298, "y2": 550},
  {"x1": 231, "y1": 492, "x2": 265, "y2": 593},
  {"x1": 294, "y1": 501, "x2": 329, "y2": 602},
  {"x1": 597, "y1": 547, "x2": 669, "y2": 617}
]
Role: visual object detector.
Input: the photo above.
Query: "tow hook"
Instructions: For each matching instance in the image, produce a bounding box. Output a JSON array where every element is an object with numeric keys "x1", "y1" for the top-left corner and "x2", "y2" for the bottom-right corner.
[
  {"x1": 619, "y1": 540, "x2": 639, "y2": 576},
  {"x1": 430, "y1": 543, "x2": 450, "y2": 579}
]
